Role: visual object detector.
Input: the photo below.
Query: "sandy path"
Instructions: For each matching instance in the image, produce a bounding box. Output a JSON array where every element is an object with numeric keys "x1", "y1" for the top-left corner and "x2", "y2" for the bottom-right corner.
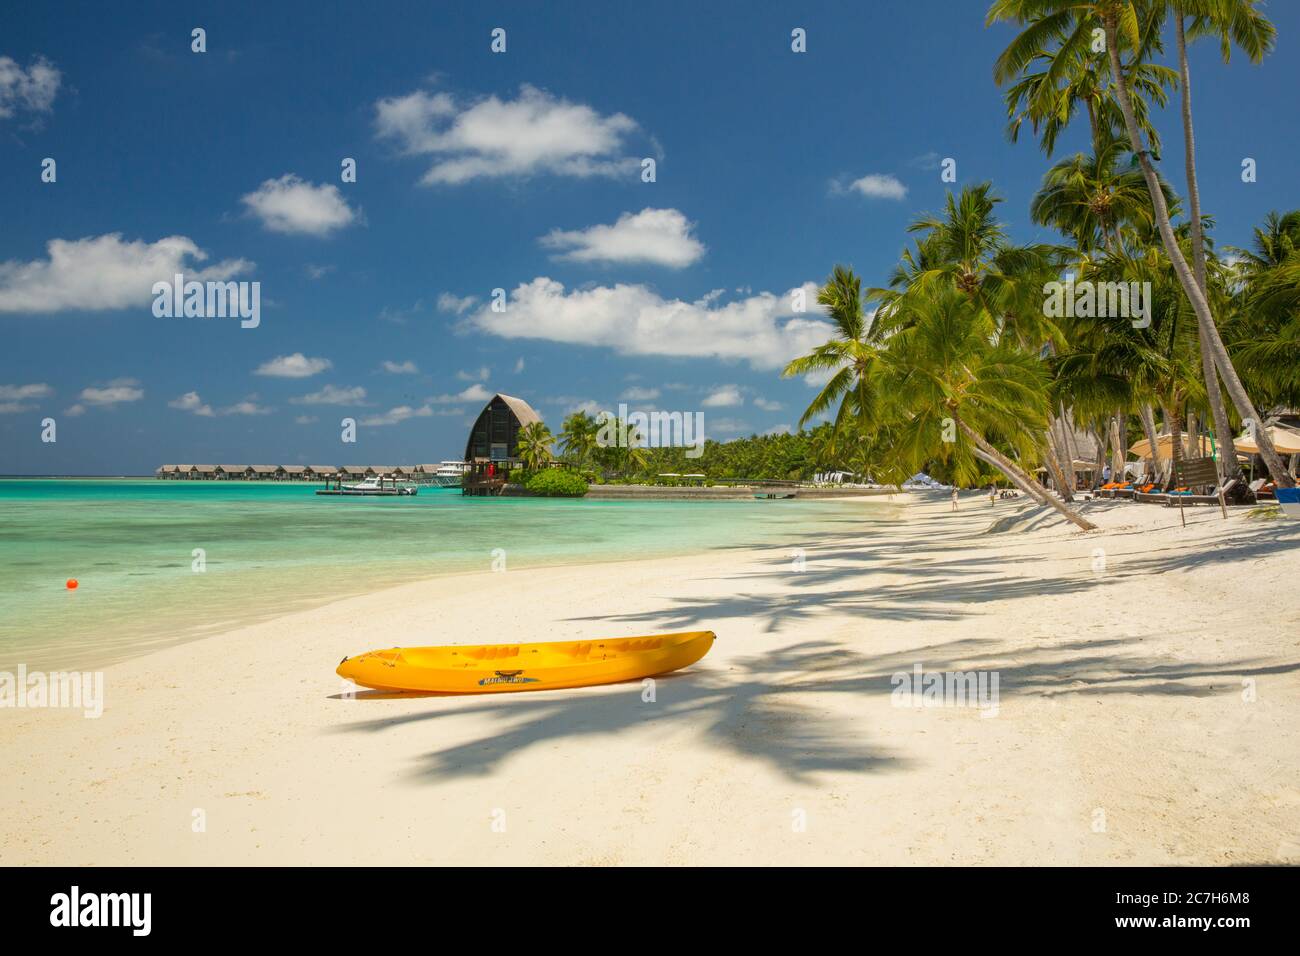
[{"x1": 2, "y1": 493, "x2": 1297, "y2": 865}]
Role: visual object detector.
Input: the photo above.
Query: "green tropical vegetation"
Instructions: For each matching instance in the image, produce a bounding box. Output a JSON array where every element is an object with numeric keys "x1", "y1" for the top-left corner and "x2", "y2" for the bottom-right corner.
[
  {"x1": 523, "y1": 469, "x2": 589, "y2": 497},
  {"x1": 759, "y1": 0, "x2": 1297, "y2": 529},
  {"x1": 514, "y1": 421, "x2": 556, "y2": 471},
  {"x1": 513, "y1": 2, "x2": 1298, "y2": 525}
]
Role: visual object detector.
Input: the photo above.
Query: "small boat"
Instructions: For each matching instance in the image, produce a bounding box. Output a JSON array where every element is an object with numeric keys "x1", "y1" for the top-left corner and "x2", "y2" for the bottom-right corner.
[
  {"x1": 337, "y1": 630, "x2": 715, "y2": 693},
  {"x1": 316, "y1": 475, "x2": 418, "y2": 497},
  {"x1": 1277, "y1": 487, "x2": 1300, "y2": 518},
  {"x1": 754, "y1": 492, "x2": 795, "y2": 499},
  {"x1": 429, "y1": 460, "x2": 470, "y2": 488}
]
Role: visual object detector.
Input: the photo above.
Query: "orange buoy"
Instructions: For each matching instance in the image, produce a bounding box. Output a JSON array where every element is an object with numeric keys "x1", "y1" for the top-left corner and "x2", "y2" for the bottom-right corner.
[{"x1": 66, "y1": 578, "x2": 78, "y2": 590}]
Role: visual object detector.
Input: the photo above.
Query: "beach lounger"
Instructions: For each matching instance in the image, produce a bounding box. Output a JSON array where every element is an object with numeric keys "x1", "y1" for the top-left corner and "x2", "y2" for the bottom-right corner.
[
  {"x1": 1165, "y1": 479, "x2": 1238, "y2": 507},
  {"x1": 1248, "y1": 478, "x2": 1275, "y2": 501}
]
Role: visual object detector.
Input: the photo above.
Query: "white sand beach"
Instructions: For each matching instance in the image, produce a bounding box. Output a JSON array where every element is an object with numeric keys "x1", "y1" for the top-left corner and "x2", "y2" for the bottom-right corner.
[{"x1": 2, "y1": 493, "x2": 1297, "y2": 866}]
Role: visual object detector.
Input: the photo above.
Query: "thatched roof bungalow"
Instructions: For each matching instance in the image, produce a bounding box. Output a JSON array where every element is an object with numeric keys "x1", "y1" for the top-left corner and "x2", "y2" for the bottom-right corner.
[{"x1": 464, "y1": 393, "x2": 543, "y2": 463}]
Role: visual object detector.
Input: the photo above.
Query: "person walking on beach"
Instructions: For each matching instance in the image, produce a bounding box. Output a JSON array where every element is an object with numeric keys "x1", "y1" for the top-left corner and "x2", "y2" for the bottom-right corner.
[
  {"x1": 989, "y1": 485, "x2": 997, "y2": 507},
  {"x1": 951, "y1": 487, "x2": 959, "y2": 511}
]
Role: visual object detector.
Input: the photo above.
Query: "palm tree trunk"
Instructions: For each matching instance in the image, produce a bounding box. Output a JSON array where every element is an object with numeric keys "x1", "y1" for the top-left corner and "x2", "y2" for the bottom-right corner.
[
  {"x1": 1103, "y1": 14, "x2": 1293, "y2": 488},
  {"x1": 960, "y1": 418, "x2": 1097, "y2": 530},
  {"x1": 1043, "y1": 431, "x2": 1075, "y2": 501},
  {"x1": 1092, "y1": 423, "x2": 1108, "y2": 489},
  {"x1": 1174, "y1": 10, "x2": 1244, "y2": 484},
  {"x1": 974, "y1": 447, "x2": 1051, "y2": 506},
  {"x1": 1163, "y1": 401, "x2": 1185, "y2": 490},
  {"x1": 1140, "y1": 403, "x2": 1160, "y2": 482},
  {"x1": 1111, "y1": 409, "x2": 1127, "y2": 477}
]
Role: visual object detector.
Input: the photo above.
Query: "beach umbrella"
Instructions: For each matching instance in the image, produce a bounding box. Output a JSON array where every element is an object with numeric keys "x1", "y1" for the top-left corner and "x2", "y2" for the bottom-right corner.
[
  {"x1": 1231, "y1": 424, "x2": 1300, "y2": 456},
  {"x1": 1127, "y1": 433, "x2": 1215, "y2": 460}
]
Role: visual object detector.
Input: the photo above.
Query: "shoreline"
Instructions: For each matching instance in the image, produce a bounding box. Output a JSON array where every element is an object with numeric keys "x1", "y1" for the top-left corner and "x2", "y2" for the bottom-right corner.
[{"x1": 2, "y1": 493, "x2": 1297, "y2": 865}]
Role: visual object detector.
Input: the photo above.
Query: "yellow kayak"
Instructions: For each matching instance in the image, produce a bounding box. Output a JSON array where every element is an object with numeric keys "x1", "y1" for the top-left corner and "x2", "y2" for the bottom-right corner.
[{"x1": 336, "y1": 630, "x2": 715, "y2": 694}]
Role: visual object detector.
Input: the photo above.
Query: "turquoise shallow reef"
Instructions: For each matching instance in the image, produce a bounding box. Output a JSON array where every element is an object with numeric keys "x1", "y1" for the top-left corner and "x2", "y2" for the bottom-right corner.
[{"x1": 0, "y1": 479, "x2": 897, "y2": 670}]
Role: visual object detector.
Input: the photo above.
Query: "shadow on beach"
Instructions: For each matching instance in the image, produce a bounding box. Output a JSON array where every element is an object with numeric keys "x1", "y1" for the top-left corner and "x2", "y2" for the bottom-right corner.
[{"x1": 329, "y1": 500, "x2": 1300, "y2": 786}]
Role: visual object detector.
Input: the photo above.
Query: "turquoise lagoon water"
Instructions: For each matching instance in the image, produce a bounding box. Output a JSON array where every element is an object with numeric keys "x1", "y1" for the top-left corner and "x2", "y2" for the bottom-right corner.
[{"x1": 0, "y1": 479, "x2": 896, "y2": 670}]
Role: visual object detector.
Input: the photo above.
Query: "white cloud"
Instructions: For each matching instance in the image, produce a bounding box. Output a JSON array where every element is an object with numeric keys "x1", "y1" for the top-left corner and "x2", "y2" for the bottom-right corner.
[
  {"x1": 80, "y1": 379, "x2": 143, "y2": 407},
  {"x1": 290, "y1": 384, "x2": 367, "y2": 405},
  {"x1": 763, "y1": 424, "x2": 792, "y2": 436},
  {"x1": 432, "y1": 383, "x2": 491, "y2": 404},
  {"x1": 436, "y1": 292, "x2": 478, "y2": 315},
  {"x1": 240, "y1": 174, "x2": 357, "y2": 237},
  {"x1": 294, "y1": 414, "x2": 318, "y2": 425},
  {"x1": 621, "y1": 386, "x2": 660, "y2": 401},
  {"x1": 63, "y1": 404, "x2": 84, "y2": 417},
  {"x1": 456, "y1": 366, "x2": 489, "y2": 381},
  {"x1": 254, "y1": 353, "x2": 332, "y2": 378},
  {"x1": 360, "y1": 404, "x2": 434, "y2": 427},
  {"x1": 840, "y1": 173, "x2": 908, "y2": 200},
  {"x1": 465, "y1": 278, "x2": 831, "y2": 370},
  {"x1": 541, "y1": 208, "x2": 704, "y2": 268},
  {"x1": 381, "y1": 359, "x2": 419, "y2": 374},
  {"x1": 0, "y1": 383, "x2": 52, "y2": 401},
  {"x1": 169, "y1": 391, "x2": 214, "y2": 417},
  {"x1": 753, "y1": 397, "x2": 784, "y2": 411},
  {"x1": 0, "y1": 56, "x2": 60, "y2": 120},
  {"x1": 514, "y1": 357, "x2": 525, "y2": 373},
  {"x1": 221, "y1": 399, "x2": 272, "y2": 416},
  {"x1": 0, "y1": 234, "x2": 251, "y2": 314},
  {"x1": 305, "y1": 263, "x2": 334, "y2": 280},
  {"x1": 702, "y1": 385, "x2": 745, "y2": 408},
  {"x1": 375, "y1": 84, "x2": 641, "y2": 185},
  {"x1": 0, "y1": 402, "x2": 32, "y2": 414}
]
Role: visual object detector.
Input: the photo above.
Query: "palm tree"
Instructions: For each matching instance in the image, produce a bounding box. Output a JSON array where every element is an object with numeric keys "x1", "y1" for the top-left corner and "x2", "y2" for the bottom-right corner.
[
  {"x1": 988, "y1": 0, "x2": 1294, "y2": 487},
  {"x1": 782, "y1": 266, "x2": 886, "y2": 453},
  {"x1": 879, "y1": 183, "x2": 1066, "y2": 348},
  {"x1": 997, "y1": 10, "x2": 1176, "y2": 158},
  {"x1": 875, "y1": 286, "x2": 1097, "y2": 530},
  {"x1": 515, "y1": 421, "x2": 555, "y2": 471},
  {"x1": 1030, "y1": 136, "x2": 1169, "y2": 255},
  {"x1": 1228, "y1": 210, "x2": 1300, "y2": 414},
  {"x1": 558, "y1": 411, "x2": 599, "y2": 468},
  {"x1": 1167, "y1": 0, "x2": 1275, "y2": 483},
  {"x1": 878, "y1": 183, "x2": 1083, "y2": 494},
  {"x1": 1057, "y1": 243, "x2": 1206, "y2": 487}
]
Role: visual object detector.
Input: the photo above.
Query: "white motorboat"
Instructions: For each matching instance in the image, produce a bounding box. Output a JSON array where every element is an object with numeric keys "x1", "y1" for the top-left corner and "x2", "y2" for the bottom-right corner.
[
  {"x1": 316, "y1": 474, "x2": 418, "y2": 497},
  {"x1": 428, "y1": 461, "x2": 469, "y2": 488}
]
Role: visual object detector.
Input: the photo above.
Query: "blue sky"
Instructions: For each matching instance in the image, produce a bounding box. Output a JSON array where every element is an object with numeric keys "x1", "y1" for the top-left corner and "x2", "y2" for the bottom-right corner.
[{"x1": 2, "y1": 0, "x2": 1298, "y2": 474}]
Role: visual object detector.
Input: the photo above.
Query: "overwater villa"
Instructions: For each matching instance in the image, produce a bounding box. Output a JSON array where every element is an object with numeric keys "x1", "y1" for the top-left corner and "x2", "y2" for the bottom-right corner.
[{"x1": 156, "y1": 393, "x2": 547, "y2": 487}]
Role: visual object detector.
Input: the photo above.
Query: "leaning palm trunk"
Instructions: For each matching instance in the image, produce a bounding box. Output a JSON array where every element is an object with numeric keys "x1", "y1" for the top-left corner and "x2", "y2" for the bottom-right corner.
[
  {"x1": 974, "y1": 447, "x2": 1053, "y2": 506},
  {"x1": 959, "y1": 418, "x2": 1097, "y2": 531},
  {"x1": 1174, "y1": 11, "x2": 1244, "y2": 484},
  {"x1": 1103, "y1": 15, "x2": 1292, "y2": 488}
]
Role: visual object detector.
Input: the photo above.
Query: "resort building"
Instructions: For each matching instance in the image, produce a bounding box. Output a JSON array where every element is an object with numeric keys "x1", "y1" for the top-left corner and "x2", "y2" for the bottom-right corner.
[
  {"x1": 464, "y1": 393, "x2": 543, "y2": 464},
  {"x1": 154, "y1": 394, "x2": 548, "y2": 485}
]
